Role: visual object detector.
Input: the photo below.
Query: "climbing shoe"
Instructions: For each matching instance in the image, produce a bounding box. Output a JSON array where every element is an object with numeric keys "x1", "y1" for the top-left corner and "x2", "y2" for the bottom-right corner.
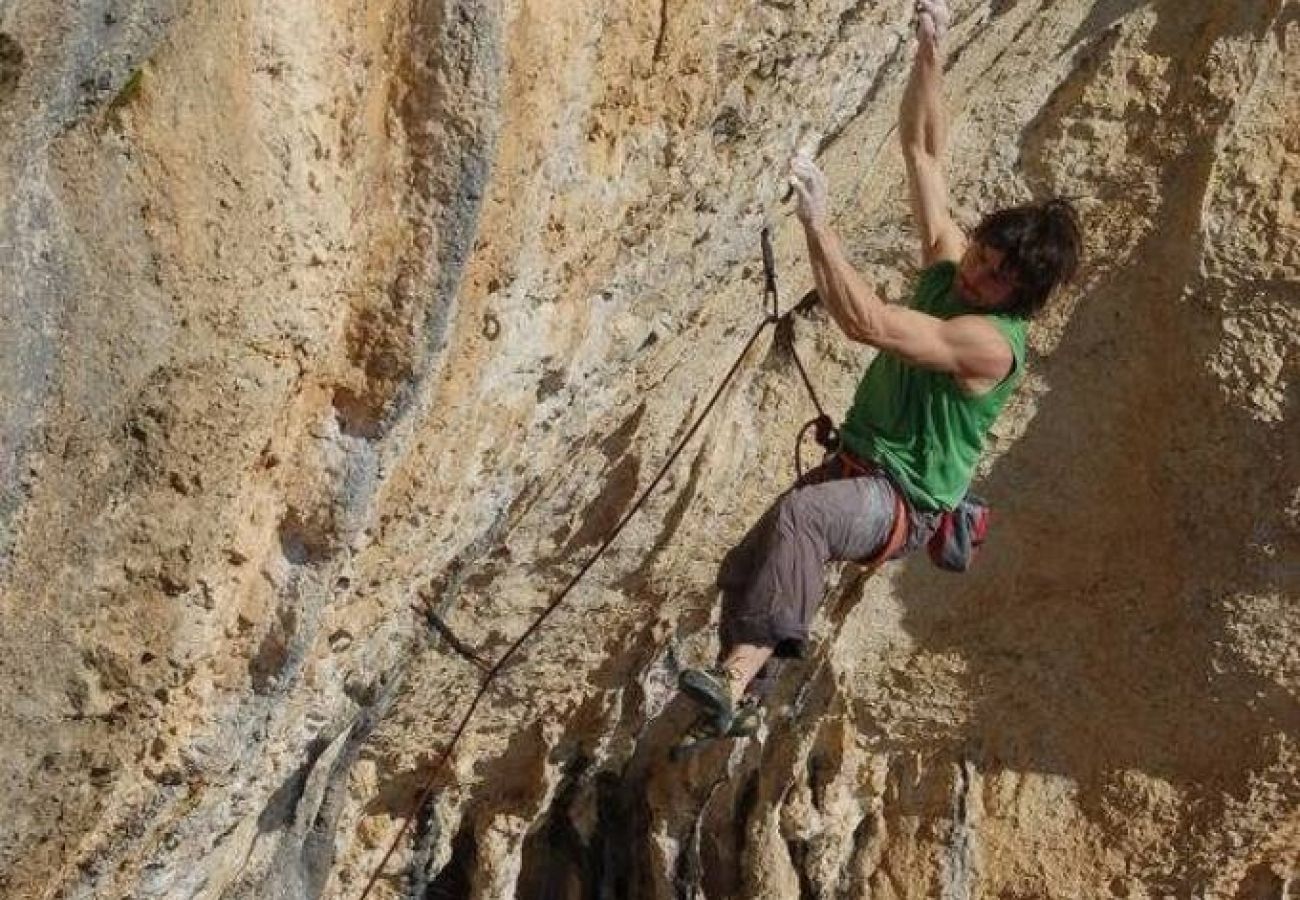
[
  {"x1": 726, "y1": 698, "x2": 763, "y2": 738},
  {"x1": 670, "y1": 697, "x2": 764, "y2": 760},
  {"x1": 678, "y1": 667, "x2": 734, "y2": 729}
]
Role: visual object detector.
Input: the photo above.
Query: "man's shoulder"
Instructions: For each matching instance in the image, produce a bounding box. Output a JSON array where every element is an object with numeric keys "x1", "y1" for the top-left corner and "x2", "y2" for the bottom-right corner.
[
  {"x1": 912, "y1": 260, "x2": 959, "y2": 308},
  {"x1": 943, "y1": 315, "x2": 1017, "y2": 391},
  {"x1": 982, "y1": 311, "x2": 1028, "y2": 355},
  {"x1": 917, "y1": 258, "x2": 959, "y2": 281}
]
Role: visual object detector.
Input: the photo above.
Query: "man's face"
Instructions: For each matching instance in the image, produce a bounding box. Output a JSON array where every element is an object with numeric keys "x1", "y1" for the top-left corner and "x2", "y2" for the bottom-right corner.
[{"x1": 956, "y1": 241, "x2": 1020, "y2": 310}]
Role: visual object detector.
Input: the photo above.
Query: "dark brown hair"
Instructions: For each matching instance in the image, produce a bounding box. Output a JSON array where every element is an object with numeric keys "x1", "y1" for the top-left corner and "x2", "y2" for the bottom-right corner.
[{"x1": 972, "y1": 198, "x2": 1083, "y2": 318}]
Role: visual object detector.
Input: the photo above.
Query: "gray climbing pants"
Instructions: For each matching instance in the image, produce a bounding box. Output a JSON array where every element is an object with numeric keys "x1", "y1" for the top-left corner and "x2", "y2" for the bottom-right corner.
[{"x1": 717, "y1": 457, "x2": 937, "y2": 695}]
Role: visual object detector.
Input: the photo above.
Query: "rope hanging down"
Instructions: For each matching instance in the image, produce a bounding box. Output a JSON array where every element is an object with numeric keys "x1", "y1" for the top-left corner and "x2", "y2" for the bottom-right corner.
[
  {"x1": 359, "y1": 228, "x2": 827, "y2": 899},
  {"x1": 763, "y1": 225, "x2": 840, "y2": 478}
]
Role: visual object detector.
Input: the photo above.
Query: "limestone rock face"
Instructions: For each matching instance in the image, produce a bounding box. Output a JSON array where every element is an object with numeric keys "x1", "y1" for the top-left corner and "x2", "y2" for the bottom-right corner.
[{"x1": 1, "y1": 1, "x2": 1296, "y2": 897}]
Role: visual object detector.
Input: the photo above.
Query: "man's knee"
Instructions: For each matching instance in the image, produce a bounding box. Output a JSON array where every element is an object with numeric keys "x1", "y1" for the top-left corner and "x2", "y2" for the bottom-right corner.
[{"x1": 774, "y1": 488, "x2": 814, "y2": 538}]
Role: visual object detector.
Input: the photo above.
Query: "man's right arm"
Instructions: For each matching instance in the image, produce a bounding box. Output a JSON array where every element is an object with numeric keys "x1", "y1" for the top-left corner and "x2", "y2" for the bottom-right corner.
[
  {"x1": 900, "y1": 0, "x2": 964, "y2": 267},
  {"x1": 788, "y1": 156, "x2": 1013, "y2": 387}
]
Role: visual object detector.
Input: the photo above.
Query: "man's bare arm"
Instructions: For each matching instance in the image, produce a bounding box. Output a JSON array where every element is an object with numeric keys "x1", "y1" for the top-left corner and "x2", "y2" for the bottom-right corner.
[
  {"x1": 802, "y1": 219, "x2": 1010, "y2": 385},
  {"x1": 901, "y1": 0, "x2": 964, "y2": 266},
  {"x1": 788, "y1": 154, "x2": 1010, "y2": 387}
]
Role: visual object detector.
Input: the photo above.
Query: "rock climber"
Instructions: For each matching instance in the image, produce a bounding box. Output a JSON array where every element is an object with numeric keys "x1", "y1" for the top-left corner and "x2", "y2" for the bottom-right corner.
[{"x1": 677, "y1": 0, "x2": 1083, "y2": 739}]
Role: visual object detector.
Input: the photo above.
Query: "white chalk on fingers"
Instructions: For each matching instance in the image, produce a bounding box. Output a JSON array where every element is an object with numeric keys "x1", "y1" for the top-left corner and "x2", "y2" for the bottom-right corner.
[
  {"x1": 916, "y1": 2, "x2": 949, "y2": 41},
  {"x1": 917, "y1": 0, "x2": 950, "y2": 25}
]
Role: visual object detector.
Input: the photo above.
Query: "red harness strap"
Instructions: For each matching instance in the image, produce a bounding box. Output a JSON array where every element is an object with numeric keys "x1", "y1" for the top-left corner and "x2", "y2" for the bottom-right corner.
[{"x1": 835, "y1": 451, "x2": 911, "y2": 568}]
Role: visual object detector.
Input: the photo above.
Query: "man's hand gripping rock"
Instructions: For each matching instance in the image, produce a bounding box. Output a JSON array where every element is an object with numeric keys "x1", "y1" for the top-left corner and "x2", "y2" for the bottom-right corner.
[
  {"x1": 788, "y1": 151, "x2": 830, "y2": 229},
  {"x1": 915, "y1": 0, "x2": 951, "y2": 57}
]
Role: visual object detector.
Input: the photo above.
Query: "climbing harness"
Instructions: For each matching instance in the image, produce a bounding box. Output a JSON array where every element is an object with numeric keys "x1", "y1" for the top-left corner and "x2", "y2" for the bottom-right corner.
[
  {"x1": 830, "y1": 450, "x2": 911, "y2": 566},
  {"x1": 358, "y1": 227, "x2": 831, "y2": 899}
]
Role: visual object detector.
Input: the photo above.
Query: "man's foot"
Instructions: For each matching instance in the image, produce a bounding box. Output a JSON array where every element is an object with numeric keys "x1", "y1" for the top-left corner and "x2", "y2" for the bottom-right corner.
[
  {"x1": 727, "y1": 698, "x2": 763, "y2": 738},
  {"x1": 669, "y1": 697, "x2": 764, "y2": 760},
  {"x1": 678, "y1": 667, "x2": 734, "y2": 729}
]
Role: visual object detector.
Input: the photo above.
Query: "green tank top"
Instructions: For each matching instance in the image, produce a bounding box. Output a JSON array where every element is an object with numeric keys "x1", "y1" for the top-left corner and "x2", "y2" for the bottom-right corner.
[{"x1": 840, "y1": 261, "x2": 1026, "y2": 512}]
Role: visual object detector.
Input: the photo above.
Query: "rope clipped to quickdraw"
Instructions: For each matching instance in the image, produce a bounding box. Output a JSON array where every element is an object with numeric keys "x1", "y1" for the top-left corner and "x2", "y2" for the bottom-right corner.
[
  {"x1": 761, "y1": 228, "x2": 838, "y2": 479},
  {"x1": 358, "y1": 226, "x2": 830, "y2": 900}
]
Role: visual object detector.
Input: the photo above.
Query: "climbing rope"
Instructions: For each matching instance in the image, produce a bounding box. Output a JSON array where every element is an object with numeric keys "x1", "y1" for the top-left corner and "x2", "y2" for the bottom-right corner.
[
  {"x1": 785, "y1": 329, "x2": 839, "y2": 480},
  {"x1": 357, "y1": 228, "x2": 826, "y2": 899},
  {"x1": 764, "y1": 220, "x2": 840, "y2": 479}
]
